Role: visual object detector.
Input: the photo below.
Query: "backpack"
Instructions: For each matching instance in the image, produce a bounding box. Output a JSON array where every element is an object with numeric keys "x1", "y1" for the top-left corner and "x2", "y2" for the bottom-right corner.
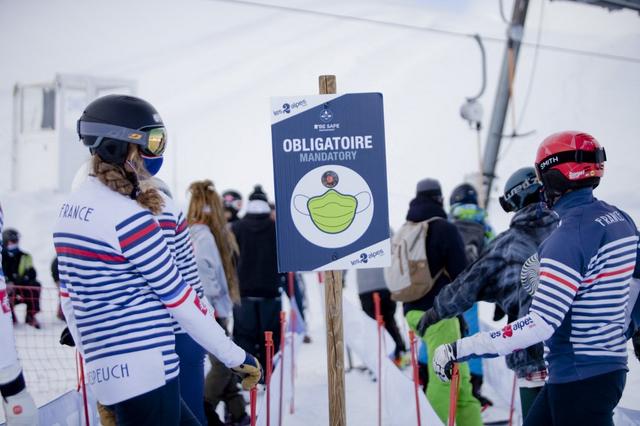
[
  {"x1": 452, "y1": 220, "x2": 486, "y2": 264},
  {"x1": 385, "y1": 218, "x2": 447, "y2": 302}
]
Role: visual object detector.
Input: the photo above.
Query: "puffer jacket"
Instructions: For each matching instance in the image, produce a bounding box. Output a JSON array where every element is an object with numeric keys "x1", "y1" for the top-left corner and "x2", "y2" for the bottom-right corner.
[{"x1": 432, "y1": 202, "x2": 558, "y2": 377}]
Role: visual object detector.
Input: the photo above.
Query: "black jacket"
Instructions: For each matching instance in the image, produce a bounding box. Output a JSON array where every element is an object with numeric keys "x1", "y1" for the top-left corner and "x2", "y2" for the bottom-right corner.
[
  {"x1": 231, "y1": 213, "x2": 281, "y2": 298},
  {"x1": 2, "y1": 248, "x2": 38, "y2": 286},
  {"x1": 402, "y1": 194, "x2": 467, "y2": 313}
]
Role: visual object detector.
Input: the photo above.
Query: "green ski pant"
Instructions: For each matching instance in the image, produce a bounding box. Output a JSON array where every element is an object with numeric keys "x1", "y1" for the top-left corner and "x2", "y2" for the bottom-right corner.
[{"x1": 406, "y1": 311, "x2": 483, "y2": 426}]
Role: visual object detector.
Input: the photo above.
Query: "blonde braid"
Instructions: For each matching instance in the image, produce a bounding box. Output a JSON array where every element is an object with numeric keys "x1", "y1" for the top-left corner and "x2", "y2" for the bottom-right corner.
[{"x1": 92, "y1": 145, "x2": 164, "y2": 215}]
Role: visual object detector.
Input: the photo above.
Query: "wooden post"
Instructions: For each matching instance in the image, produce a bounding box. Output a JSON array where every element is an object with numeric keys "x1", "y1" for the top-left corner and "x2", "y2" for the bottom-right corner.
[{"x1": 319, "y1": 74, "x2": 346, "y2": 426}]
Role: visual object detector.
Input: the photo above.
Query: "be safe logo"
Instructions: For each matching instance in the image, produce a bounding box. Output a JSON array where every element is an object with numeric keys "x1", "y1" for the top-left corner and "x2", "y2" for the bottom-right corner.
[
  {"x1": 314, "y1": 105, "x2": 340, "y2": 132},
  {"x1": 273, "y1": 99, "x2": 308, "y2": 117}
]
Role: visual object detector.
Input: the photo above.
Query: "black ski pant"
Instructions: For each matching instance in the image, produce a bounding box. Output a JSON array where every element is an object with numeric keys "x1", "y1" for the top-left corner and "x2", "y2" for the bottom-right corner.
[
  {"x1": 524, "y1": 369, "x2": 626, "y2": 426},
  {"x1": 110, "y1": 377, "x2": 200, "y2": 425},
  {"x1": 233, "y1": 296, "x2": 282, "y2": 369},
  {"x1": 359, "y1": 289, "x2": 407, "y2": 358}
]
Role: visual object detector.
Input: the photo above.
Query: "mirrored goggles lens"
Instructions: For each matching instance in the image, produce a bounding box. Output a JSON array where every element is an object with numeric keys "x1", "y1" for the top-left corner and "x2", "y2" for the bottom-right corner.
[{"x1": 145, "y1": 127, "x2": 167, "y2": 156}]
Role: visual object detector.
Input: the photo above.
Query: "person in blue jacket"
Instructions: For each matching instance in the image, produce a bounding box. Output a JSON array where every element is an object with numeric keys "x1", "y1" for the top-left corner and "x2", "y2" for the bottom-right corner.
[{"x1": 432, "y1": 131, "x2": 639, "y2": 426}]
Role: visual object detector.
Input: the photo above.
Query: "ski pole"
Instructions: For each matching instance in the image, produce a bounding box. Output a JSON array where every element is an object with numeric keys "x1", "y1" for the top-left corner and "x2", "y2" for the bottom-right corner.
[
  {"x1": 373, "y1": 292, "x2": 383, "y2": 426},
  {"x1": 250, "y1": 386, "x2": 258, "y2": 426},
  {"x1": 265, "y1": 331, "x2": 274, "y2": 426},
  {"x1": 279, "y1": 312, "x2": 286, "y2": 426},
  {"x1": 508, "y1": 372, "x2": 517, "y2": 426},
  {"x1": 409, "y1": 331, "x2": 422, "y2": 426},
  {"x1": 448, "y1": 363, "x2": 460, "y2": 426},
  {"x1": 77, "y1": 352, "x2": 90, "y2": 426}
]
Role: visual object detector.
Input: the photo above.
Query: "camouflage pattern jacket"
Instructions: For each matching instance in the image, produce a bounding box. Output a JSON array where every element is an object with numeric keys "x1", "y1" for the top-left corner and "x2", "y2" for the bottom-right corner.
[{"x1": 432, "y1": 202, "x2": 559, "y2": 377}]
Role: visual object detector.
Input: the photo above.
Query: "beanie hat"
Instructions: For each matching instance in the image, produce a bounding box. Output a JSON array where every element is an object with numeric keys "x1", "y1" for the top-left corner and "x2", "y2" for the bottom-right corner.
[
  {"x1": 249, "y1": 185, "x2": 268, "y2": 202},
  {"x1": 416, "y1": 178, "x2": 442, "y2": 196}
]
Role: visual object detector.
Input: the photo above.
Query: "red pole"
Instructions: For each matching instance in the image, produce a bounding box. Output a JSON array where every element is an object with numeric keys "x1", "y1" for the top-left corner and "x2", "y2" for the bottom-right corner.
[
  {"x1": 373, "y1": 292, "x2": 383, "y2": 426},
  {"x1": 265, "y1": 331, "x2": 274, "y2": 426},
  {"x1": 448, "y1": 364, "x2": 460, "y2": 426},
  {"x1": 250, "y1": 387, "x2": 258, "y2": 426},
  {"x1": 508, "y1": 372, "x2": 517, "y2": 426},
  {"x1": 317, "y1": 272, "x2": 324, "y2": 283},
  {"x1": 279, "y1": 312, "x2": 287, "y2": 426},
  {"x1": 78, "y1": 353, "x2": 90, "y2": 426},
  {"x1": 287, "y1": 272, "x2": 296, "y2": 414},
  {"x1": 409, "y1": 331, "x2": 422, "y2": 426}
]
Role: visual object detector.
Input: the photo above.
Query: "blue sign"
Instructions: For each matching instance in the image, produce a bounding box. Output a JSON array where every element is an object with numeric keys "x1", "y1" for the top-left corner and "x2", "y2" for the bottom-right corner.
[{"x1": 271, "y1": 93, "x2": 390, "y2": 272}]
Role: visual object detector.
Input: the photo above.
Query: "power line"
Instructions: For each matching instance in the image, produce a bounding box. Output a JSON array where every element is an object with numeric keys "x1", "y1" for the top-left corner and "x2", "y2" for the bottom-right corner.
[{"x1": 209, "y1": 0, "x2": 640, "y2": 64}]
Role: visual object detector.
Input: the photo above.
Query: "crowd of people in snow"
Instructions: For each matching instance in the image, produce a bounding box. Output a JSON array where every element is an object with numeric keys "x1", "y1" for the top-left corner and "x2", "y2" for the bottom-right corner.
[{"x1": 1, "y1": 93, "x2": 639, "y2": 426}]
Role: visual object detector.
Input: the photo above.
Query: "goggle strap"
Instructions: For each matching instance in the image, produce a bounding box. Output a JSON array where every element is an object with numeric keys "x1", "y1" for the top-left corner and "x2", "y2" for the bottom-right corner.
[
  {"x1": 537, "y1": 148, "x2": 606, "y2": 172},
  {"x1": 78, "y1": 121, "x2": 151, "y2": 148}
]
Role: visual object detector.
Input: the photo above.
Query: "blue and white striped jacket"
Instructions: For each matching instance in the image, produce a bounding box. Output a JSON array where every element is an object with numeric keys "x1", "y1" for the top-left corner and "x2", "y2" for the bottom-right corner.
[{"x1": 531, "y1": 188, "x2": 639, "y2": 383}]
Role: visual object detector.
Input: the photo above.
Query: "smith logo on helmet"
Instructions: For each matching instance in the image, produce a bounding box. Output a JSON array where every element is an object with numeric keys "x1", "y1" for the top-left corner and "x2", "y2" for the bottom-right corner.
[
  {"x1": 538, "y1": 156, "x2": 559, "y2": 170},
  {"x1": 128, "y1": 133, "x2": 143, "y2": 140}
]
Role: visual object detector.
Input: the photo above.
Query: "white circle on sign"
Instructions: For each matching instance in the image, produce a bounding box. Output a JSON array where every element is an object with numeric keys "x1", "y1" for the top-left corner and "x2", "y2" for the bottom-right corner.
[{"x1": 290, "y1": 164, "x2": 374, "y2": 248}]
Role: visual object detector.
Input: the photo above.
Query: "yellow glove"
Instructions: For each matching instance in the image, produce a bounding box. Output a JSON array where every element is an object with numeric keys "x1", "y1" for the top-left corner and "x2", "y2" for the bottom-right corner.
[{"x1": 231, "y1": 353, "x2": 263, "y2": 390}]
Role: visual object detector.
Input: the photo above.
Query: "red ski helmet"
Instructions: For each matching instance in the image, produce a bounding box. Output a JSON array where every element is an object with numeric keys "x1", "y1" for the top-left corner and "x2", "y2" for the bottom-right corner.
[{"x1": 534, "y1": 131, "x2": 606, "y2": 202}]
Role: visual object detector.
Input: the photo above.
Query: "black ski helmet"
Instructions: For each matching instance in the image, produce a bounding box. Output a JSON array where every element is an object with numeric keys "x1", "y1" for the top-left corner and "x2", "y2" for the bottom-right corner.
[
  {"x1": 450, "y1": 183, "x2": 478, "y2": 206},
  {"x1": 2, "y1": 228, "x2": 19, "y2": 246},
  {"x1": 77, "y1": 95, "x2": 167, "y2": 165},
  {"x1": 499, "y1": 167, "x2": 542, "y2": 213}
]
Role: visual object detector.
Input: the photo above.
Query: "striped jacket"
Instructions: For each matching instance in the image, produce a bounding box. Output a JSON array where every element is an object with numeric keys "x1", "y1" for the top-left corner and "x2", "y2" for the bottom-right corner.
[
  {"x1": 53, "y1": 178, "x2": 244, "y2": 404},
  {"x1": 156, "y1": 193, "x2": 204, "y2": 333},
  {"x1": 531, "y1": 188, "x2": 639, "y2": 382}
]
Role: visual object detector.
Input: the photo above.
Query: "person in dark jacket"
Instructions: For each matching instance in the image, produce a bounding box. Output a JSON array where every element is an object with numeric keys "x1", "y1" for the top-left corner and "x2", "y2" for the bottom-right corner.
[
  {"x1": 448, "y1": 183, "x2": 494, "y2": 408},
  {"x1": 2, "y1": 228, "x2": 41, "y2": 329},
  {"x1": 403, "y1": 178, "x2": 482, "y2": 426},
  {"x1": 418, "y1": 168, "x2": 558, "y2": 416},
  {"x1": 232, "y1": 185, "x2": 282, "y2": 368}
]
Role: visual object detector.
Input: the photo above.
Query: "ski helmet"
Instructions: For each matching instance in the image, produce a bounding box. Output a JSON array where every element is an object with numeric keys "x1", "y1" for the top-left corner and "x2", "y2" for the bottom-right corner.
[
  {"x1": 450, "y1": 183, "x2": 478, "y2": 206},
  {"x1": 499, "y1": 167, "x2": 542, "y2": 213},
  {"x1": 2, "y1": 228, "x2": 19, "y2": 246},
  {"x1": 77, "y1": 95, "x2": 167, "y2": 165},
  {"x1": 534, "y1": 131, "x2": 606, "y2": 204}
]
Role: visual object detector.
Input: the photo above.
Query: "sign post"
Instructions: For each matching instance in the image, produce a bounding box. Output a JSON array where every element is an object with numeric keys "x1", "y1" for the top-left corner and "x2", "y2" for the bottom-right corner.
[{"x1": 270, "y1": 75, "x2": 390, "y2": 425}]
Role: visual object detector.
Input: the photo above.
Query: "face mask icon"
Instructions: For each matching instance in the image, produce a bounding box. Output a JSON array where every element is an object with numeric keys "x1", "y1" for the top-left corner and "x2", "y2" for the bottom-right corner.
[{"x1": 294, "y1": 189, "x2": 371, "y2": 234}]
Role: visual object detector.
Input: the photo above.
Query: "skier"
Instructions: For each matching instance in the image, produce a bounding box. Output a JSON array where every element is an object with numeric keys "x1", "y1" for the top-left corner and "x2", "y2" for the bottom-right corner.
[
  {"x1": 186, "y1": 180, "x2": 250, "y2": 426},
  {"x1": 53, "y1": 95, "x2": 261, "y2": 425},
  {"x1": 0, "y1": 204, "x2": 38, "y2": 425},
  {"x1": 418, "y1": 168, "x2": 558, "y2": 416},
  {"x1": 2, "y1": 229, "x2": 41, "y2": 329},
  {"x1": 231, "y1": 185, "x2": 283, "y2": 369},
  {"x1": 448, "y1": 183, "x2": 494, "y2": 408},
  {"x1": 222, "y1": 190, "x2": 243, "y2": 224},
  {"x1": 432, "y1": 131, "x2": 639, "y2": 426},
  {"x1": 144, "y1": 175, "x2": 210, "y2": 426},
  {"x1": 401, "y1": 178, "x2": 483, "y2": 426}
]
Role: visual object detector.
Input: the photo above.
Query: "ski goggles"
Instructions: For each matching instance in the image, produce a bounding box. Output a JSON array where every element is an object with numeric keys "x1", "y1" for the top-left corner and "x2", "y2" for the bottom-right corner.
[
  {"x1": 535, "y1": 148, "x2": 607, "y2": 177},
  {"x1": 78, "y1": 121, "x2": 167, "y2": 156}
]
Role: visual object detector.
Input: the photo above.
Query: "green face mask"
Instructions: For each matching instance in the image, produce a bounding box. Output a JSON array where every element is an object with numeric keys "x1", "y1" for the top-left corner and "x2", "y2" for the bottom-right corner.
[{"x1": 307, "y1": 189, "x2": 358, "y2": 234}]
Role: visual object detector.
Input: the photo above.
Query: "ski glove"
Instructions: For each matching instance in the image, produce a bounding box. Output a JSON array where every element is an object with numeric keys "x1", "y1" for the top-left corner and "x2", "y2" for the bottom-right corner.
[
  {"x1": 417, "y1": 309, "x2": 440, "y2": 337},
  {"x1": 231, "y1": 353, "x2": 263, "y2": 390},
  {"x1": 432, "y1": 342, "x2": 458, "y2": 382},
  {"x1": 2, "y1": 388, "x2": 38, "y2": 426},
  {"x1": 59, "y1": 327, "x2": 75, "y2": 347},
  {"x1": 633, "y1": 330, "x2": 640, "y2": 362}
]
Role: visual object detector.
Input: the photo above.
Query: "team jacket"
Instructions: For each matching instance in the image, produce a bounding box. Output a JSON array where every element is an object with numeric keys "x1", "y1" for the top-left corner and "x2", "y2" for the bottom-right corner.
[
  {"x1": 156, "y1": 193, "x2": 204, "y2": 333},
  {"x1": 53, "y1": 177, "x2": 244, "y2": 404},
  {"x1": 456, "y1": 188, "x2": 639, "y2": 384}
]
